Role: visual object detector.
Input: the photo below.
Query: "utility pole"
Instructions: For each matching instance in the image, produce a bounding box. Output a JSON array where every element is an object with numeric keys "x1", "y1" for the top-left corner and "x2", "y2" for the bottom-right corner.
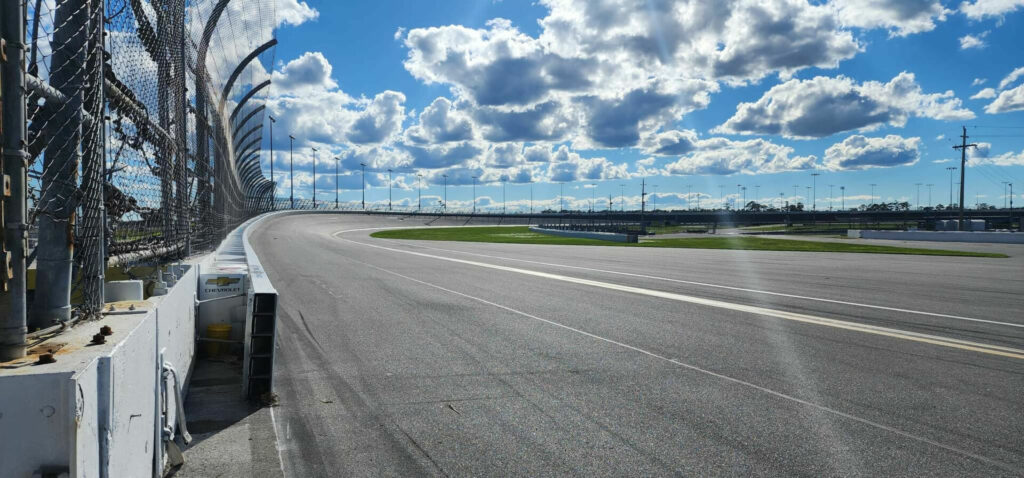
[
  {"x1": 289, "y1": 135, "x2": 295, "y2": 209},
  {"x1": 387, "y1": 168, "x2": 392, "y2": 211},
  {"x1": 442, "y1": 174, "x2": 448, "y2": 212},
  {"x1": 915, "y1": 183, "x2": 923, "y2": 210},
  {"x1": 334, "y1": 156, "x2": 340, "y2": 209},
  {"x1": 269, "y1": 116, "x2": 276, "y2": 209},
  {"x1": 811, "y1": 173, "x2": 820, "y2": 211},
  {"x1": 953, "y1": 126, "x2": 977, "y2": 229},
  {"x1": 359, "y1": 162, "x2": 366, "y2": 210},
  {"x1": 471, "y1": 176, "x2": 477, "y2": 214},
  {"x1": 946, "y1": 167, "x2": 957, "y2": 208},
  {"x1": 311, "y1": 147, "x2": 318, "y2": 208},
  {"x1": 417, "y1": 173, "x2": 423, "y2": 212}
]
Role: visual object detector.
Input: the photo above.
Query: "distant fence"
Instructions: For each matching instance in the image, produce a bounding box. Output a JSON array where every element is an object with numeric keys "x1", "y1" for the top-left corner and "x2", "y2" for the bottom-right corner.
[{"x1": 1, "y1": 0, "x2": 278, "y2": 360}]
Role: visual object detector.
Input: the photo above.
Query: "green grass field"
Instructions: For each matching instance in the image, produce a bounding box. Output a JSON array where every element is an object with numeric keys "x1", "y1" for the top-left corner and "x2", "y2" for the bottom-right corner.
[{"x1": 369, "y1": 226, "x2": 1007, "y2": 258}]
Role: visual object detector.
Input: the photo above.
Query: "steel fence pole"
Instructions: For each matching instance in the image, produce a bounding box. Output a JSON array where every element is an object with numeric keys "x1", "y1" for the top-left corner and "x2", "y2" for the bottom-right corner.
[
  {"x1": 31, "y1": 0, "x2": 89, "y2": 329},
  {"x1": 0, "y1": 0, "x2": 29, "y2": 360},
  {"x1": 78, "y1": 0, "x2": 106, "y2": 316}
]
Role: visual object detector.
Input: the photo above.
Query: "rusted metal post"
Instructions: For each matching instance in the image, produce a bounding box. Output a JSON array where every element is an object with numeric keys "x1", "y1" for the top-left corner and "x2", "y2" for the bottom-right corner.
[{"x1": 0, "y1": 0, "x2": 29, "y2": 360}]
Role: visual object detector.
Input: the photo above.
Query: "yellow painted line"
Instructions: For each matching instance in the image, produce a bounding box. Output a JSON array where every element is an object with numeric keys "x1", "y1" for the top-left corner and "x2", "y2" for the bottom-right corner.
[{"x1": 334, "y1": 230, "x2": 1024, "y2": 360}]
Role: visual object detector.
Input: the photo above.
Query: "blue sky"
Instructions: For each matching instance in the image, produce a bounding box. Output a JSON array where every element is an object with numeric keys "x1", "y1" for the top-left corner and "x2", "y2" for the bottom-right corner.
[{"x1": 262, "y1": 0, "x2": 1024, "y2": 212}]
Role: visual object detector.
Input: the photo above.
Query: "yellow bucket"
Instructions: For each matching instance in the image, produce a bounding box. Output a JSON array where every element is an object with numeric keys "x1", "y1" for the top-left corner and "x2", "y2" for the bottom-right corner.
[{"x1": 205, "y1": 324, "x2": 232, "y2": 357}]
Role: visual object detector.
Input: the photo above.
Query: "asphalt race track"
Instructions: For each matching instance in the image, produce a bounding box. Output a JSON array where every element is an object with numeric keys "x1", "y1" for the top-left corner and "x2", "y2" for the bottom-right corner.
[{"x1": 250, "y1": 213, "x2": 1024, "y2": 477}]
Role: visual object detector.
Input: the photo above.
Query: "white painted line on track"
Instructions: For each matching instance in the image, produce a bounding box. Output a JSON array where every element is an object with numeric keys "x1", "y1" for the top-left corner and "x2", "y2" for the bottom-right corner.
[
  {"x1": 348, "y1": 256, "x2": 1020, "y2": 474},
  {"x1": 333, "y1": 230, "x2": 1024, "y2": 360},
  {"x1": 383, "y1": 237, "x2": 1023, "y2": 330},
  {"x1": 270, "y1": 406, "x2": 288, "y2": 478}
]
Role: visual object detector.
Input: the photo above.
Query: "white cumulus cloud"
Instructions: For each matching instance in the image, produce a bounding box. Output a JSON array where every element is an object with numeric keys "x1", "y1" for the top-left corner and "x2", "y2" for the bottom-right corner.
[
  {"x1": 715, "y1": 72, "x2": 974, "y2": 139},
  {"x1": 823, "y1": 135, "x2": 921, "y2": 170}
]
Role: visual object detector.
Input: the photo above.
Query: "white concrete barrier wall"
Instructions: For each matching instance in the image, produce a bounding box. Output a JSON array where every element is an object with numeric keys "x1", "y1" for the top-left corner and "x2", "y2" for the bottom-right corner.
[
  {"x1": 848, "y1": 230, "x2": 1024, "y2": 243},
  {"x1": 0, "y1": 265, "x2": 198, "y2": 478},
  {"x1": 530, "y1": 226, "x2": 638, "y2": 243}
]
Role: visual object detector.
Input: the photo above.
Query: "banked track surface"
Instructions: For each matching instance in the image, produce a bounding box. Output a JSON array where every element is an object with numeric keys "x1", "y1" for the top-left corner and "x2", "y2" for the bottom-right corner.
[{"x1": 251, "y1": 213, "x2": 1024, "y2": 477}]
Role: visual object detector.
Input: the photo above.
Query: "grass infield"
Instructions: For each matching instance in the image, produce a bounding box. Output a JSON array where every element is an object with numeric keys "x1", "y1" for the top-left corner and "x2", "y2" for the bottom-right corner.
[{"x1": 369, "y1": 226, "x2": 1007, "y2": 258}]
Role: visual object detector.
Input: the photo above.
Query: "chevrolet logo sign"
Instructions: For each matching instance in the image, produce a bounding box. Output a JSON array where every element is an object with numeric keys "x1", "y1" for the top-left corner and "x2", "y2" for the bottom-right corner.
[{"x1": 205, "y1": 277, "x2": 241, "y2": 286}]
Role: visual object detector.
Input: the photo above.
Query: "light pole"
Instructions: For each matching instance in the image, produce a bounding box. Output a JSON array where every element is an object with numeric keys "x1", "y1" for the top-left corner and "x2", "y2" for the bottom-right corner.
[
  {"x1": 927, "y1": 184, "x2": 934, "y2": 209},
  {"x1": 442, "y1": 174, "x2": 448, "y2": 212},
  {"x1": 946, "y1": 166, "x2": 957, "y2": 208},
  {"x1": 620, "y1": 184, "x2": 625, "y2": 212},
  {"x1": 417, "y1": 173, "x2": 423, "y2": 212},
  {"x1": 742, "y1": 186, "x2": 748, "y2": 211},
  {"x1": 502, "y1": 179, "x2": 507, "y2": 214},
  {"x1": 359, "y1": 162, "x2": 366, "y2": 210},
  {"x1": 334, "y1": 156, "x2": 340, "y2": 209},
  {"x1": 1009, "y1": 183, "x2": 1014, "y2": 213},
  {"x1": 869, "y1": 183, "x2": 877, "y2": 206},
  {"x1": 686, "y1": 184, "x2": 692, "y2": 211},
  {"x1": 1003, "y1": 182, "x2": 1009, "y2": 209},
  {"x1": 560, "y1": 182, "x2": 565, "y2": 212},
  {"x1": 840, "y1": 186, "x2": 846, "y2": 211},
  {"x1": 652, "y1": 185, "x2": 659, "y2": 211},
  {"x1": 811, "y1": 172, "x2": 820, "y2": 211},
  {"x1": 754, "y1": 185, "x2": 760, "y2": 208},
  {"x1": 311, "y1": 147, "x2": 318, "y2": 208},
  {"x1": 530, "y1": 181, "x2": 534, "y2": 214},
  {"x1": 592, "y1": 184, "x2": 597, "y2": 212},
  {"x1": 387, "y1": 168, "x2": 392, "y2": 211},
  {"x1": 288, "y1": 135, "x2": 295, "y2": 209},
  {"x1": 828, "y1": 185, "x2": 834, "y2": 211},
  {"x1": 779, "y1": 192, "x2": 785, "y2": 210},
  {"x1": 269, "y1": 115, "x2": 275, "y2": 210},
  {"x1": 471, "y1": 176, "x2": 477, "y2": 214},
  {"x1": 915, "y1": 182, "x2": 922, "y2": 210},
  {"x1": 719, "y1": 185, "x2": 725, "y2": 210}
]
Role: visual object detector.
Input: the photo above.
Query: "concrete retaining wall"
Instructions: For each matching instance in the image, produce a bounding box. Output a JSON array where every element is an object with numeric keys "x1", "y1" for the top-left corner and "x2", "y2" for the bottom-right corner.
[
  {"x1": 849, "y1": 229, "x2": 1024, "y2": 243},
  {"x1": 530, "y1": 226, "x2": 638, "y2": 243}
]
